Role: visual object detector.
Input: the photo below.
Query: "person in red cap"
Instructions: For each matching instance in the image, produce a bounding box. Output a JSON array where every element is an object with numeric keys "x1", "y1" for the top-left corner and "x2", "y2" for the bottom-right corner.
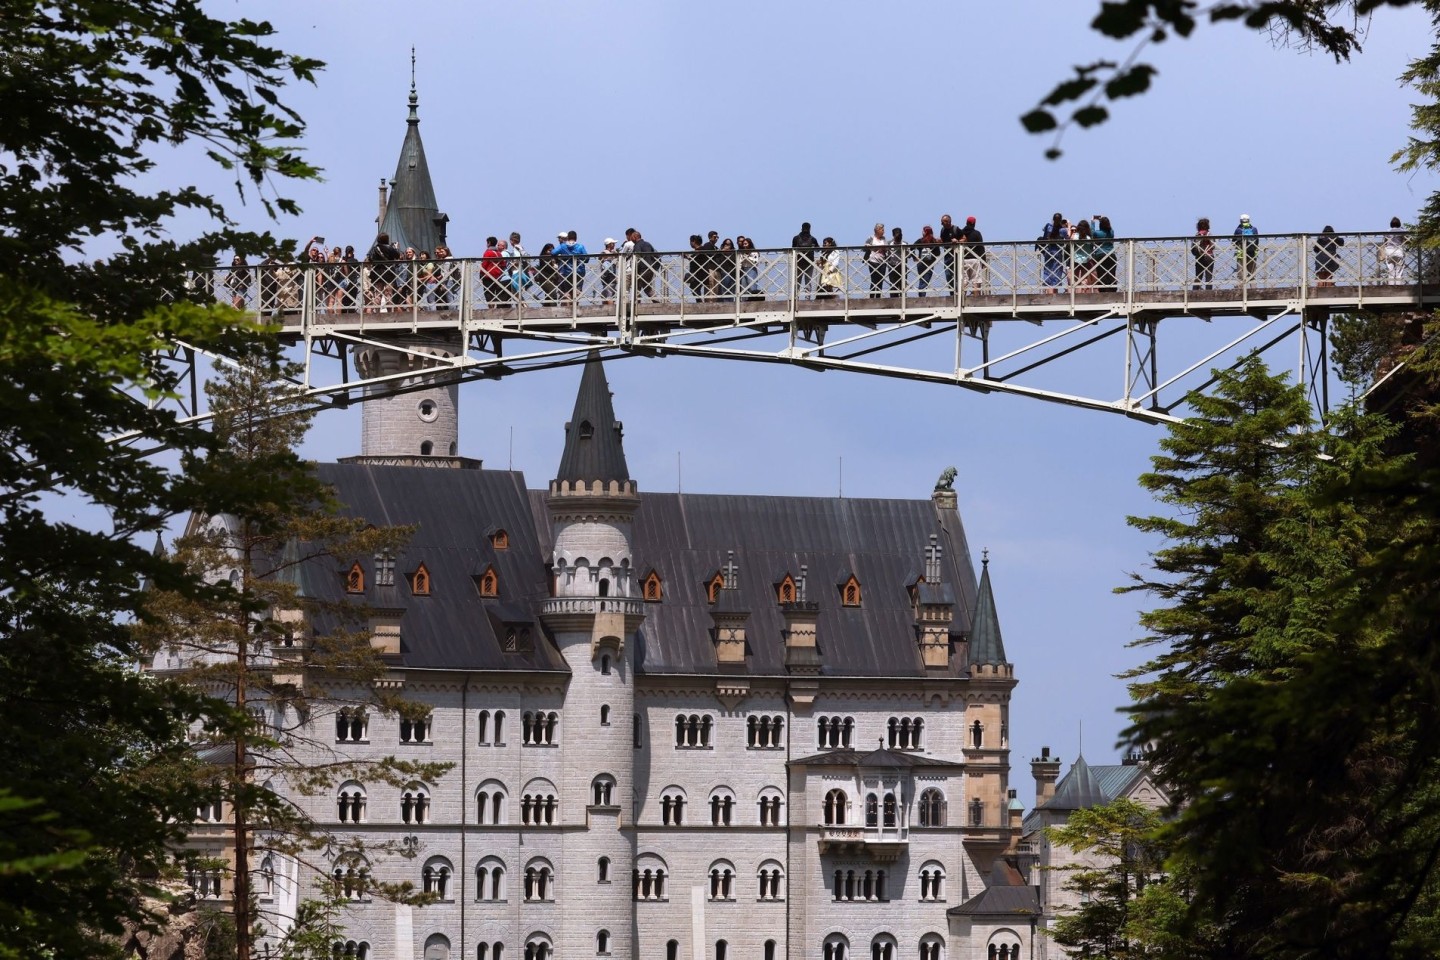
[{"x1": 959, "y1": 216, "x2": 987, "y2": 293}]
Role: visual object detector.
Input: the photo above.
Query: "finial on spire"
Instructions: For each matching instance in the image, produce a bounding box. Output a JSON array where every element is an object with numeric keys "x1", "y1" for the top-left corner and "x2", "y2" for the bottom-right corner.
[
  {"x1": 407, "y1": 47, "x2": 419, "y2": 122},
  {"x1": 982, "y1": 548, "x2": 989, "y2": 566}
]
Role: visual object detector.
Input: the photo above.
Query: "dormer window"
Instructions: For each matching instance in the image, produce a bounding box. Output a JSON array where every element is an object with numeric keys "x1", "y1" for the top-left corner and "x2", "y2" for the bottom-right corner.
[
  {"x1": 410, "y1": 563, "x2": 431, "y2": 597},
  {"x1": 776, "y1": 574, "x2": 796, "y2": 605},
  {"x1": 706, "y1": 572, "x2": 725, "y2": 605},
  {"x1": 490, "y1": 529, "x2": 510, "y2": 551},
  {"x1": 345, "y1": 562, "x2": 365, "y2": 594},
  {"x1": 375, "y1": 552, "x2": 395, "y2": 587},
  {"x1": 841, "y1": 575, "x2": 862, "y2": 607},
  {"x1": 476, "y1": 566, "x2": 499, "y2": 598},
  {"x1": 643, "y1": 571, "x2": 663, "y2": 602}
]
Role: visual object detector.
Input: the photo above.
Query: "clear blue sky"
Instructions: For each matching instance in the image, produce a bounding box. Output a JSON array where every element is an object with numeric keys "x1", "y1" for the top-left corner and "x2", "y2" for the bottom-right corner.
[{"x1": 154, "y1": 1, "x2": 1432, "y2": 799}]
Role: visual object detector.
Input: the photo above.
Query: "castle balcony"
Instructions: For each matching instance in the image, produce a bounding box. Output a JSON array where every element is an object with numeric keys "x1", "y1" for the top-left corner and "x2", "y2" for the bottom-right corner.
[
  {"x1": 540, "y1": 596, "x2": 646, "y2": 633},
  {"x1": 818, "y1": 825, "x2": 908, "y2": 862}
]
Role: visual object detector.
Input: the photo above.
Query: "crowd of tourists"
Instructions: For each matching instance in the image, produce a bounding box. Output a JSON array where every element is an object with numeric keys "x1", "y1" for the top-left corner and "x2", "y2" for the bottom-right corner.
[{"x1": 220, "y1": 215, "x2": 1412, "y2": 313}]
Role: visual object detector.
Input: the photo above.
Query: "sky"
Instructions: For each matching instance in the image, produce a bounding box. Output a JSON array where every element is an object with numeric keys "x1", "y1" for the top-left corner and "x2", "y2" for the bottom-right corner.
[{"x1": 145, "y1": 0, "x2": 1434, "y2": 800}]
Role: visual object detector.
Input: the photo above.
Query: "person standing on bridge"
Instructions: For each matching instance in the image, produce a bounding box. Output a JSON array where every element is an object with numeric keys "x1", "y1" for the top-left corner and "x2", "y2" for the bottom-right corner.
[
  {"x1": 626, "y1": 228, "x2": 657, "y2": 301},
  {"x1": 818, "y1": 237, "x2": 843, "y2": 298},
  {"x1": 1192, "y1": 218, "x2": 1214, "y2": 290},
  {"x1": 960, "y1": 216, "x2": 987, "y2": 293},
  {"x1": 1233, "y1": 214, "x2": 1258, "y2": 283},
  {"x1": 1313, "y1": 226, "x2": 1344, "y2": 287},
  {"x1": 939, "y1": 214, "x2": 961, "y2": 293},
  {"x1": 914, "y1": 225, "x2": 942, "y2": 295},
  {"x1": 1091, "y1": 216, "x2": 1116, "y2": 291},
  {"x1": 864, "y1": 223, "x2": 889, "y2": 298},
  {"x1": 793, "y1": 222, "x2": 819, "y2": 299},
  {"x1": 481, "y1": 236, "x2": 508, "y2": 307},
  {"x1": 1381, "y1": 216, "x2": 1407, "y2": 283},
  {"x1": 556, "y1": 230, "x2": 588, "y2": 304},
  {"x1": 1037, "y1": 213, "x2": 1067, "y2": 294},
  {"x1": 887, "y1": 227, "x2": 906, "y2": 297},
  {"x1": 599, "y1": 238, "x2": 619, "y2": 305}
]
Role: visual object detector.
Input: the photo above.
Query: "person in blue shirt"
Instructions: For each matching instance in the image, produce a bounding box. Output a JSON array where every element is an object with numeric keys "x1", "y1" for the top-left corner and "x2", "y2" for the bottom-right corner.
[
  {"x1": 1233, "y1": 214, "x2": 1259, "y2": 282},
  {"x1": 1090, "y1": 216, "x2": 1116, "y2": 291},
  {"x1": 555, "y1": 230, "x2": 589, "y2": 303}
]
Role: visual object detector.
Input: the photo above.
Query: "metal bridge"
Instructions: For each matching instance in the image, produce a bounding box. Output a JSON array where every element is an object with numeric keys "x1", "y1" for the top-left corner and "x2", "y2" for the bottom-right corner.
[{"x1": 174, "y1": 231, "x2": 1439, "y2": 427}]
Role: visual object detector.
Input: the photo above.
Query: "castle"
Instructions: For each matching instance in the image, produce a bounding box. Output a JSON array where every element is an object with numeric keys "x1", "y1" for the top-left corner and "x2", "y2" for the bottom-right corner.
[{"x1": 167, "y1": 83, "x2": 1064, "y2": 960}]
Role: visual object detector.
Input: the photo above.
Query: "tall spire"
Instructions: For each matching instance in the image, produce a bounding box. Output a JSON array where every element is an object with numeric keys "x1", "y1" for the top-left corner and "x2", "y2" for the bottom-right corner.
[
  {"x1": 968, "y1": 552, "x2": 1008, "y2": 666},
  {"x1": 379, "y1": 50, "x2": 446, "y2": 254},
  {"x1": 557, "y1": 353, "x2": 632, "y2": 487}
]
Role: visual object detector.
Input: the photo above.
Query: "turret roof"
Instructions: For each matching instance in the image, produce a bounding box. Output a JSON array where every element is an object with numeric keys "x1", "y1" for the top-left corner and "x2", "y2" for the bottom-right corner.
[
  {"x1": 1041, "y1": 754, "x2": 1108, "y2": 811},
  {"x1": 556, "y1": 354, "x2": 631, "y2": 486},
  {"x1": 968, "y1": 555, "x2": 1008, "y2": 666},
  {"x1": 378, "y1": 76, "x2": 444, "y2": 255}
]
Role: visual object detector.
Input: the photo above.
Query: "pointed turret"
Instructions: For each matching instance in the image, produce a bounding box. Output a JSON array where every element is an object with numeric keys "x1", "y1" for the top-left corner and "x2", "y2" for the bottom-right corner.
[
  {"x1": 378, "y1": 54, "x2": 447, "y2": 254},
  {"x1": 556, "y1": 354, "x2": 631, "y2": 489},
  {"x1": 969, "y1": 553, "x2": 1009, "y2": 667}
]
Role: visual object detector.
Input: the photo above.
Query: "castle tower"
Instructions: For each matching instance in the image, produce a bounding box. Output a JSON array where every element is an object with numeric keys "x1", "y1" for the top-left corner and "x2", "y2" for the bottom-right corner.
[
  {"x1": 540, "y1": 355, "x2": 643, "y2": 960},
  {"x1": 962, "y1": 554, "x2": 1018, "y2": 872},
  {"x1": 353, "y1": 66, "x2": 459, "y2": 464}
]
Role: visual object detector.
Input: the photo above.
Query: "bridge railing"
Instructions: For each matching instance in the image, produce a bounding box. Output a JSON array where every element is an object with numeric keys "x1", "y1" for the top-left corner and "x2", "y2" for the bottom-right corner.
[{"x1": 199, "y1": 232, "x2": 1428, "y2": 328}]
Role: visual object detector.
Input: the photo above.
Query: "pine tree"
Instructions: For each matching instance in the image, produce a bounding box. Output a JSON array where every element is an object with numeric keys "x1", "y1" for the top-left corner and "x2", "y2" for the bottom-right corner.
[{"x1": 137, "y1": 345, "x2": 450, "y2": 960}]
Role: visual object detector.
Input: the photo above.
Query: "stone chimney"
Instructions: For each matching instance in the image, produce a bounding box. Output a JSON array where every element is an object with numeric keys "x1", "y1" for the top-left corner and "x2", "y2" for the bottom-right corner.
[
  {"x1": 914, "y1": 534, "x2": 954, "y2": 670},
  {"x1": 782, "y1": 564, "x2": 821, "y2": 675},
  {"x1": 377, "y1": 178, "x2": 389, "y2": 233},
  {"x1": 710, "y1": 552, "x2": 748, "y2": 668},
  {"x1": 1032, "y1": 746, "x2": 1062, "y2": 806}
]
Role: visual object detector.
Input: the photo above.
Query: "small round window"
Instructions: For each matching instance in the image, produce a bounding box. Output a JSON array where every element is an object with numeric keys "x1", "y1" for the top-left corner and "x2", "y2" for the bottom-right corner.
[{"x1": 418, "y1": 399, "x2": 439, "y2": 423}]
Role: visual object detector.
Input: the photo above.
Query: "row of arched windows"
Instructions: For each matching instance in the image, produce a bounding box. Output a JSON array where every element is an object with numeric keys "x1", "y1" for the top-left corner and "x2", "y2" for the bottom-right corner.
[
  {"x1": 822, "y1": 787, "x2": 948, "y2": 827},
  {"x1": 334, "y1": 709, "x2": 438, "y2": 744},
  {"x1": 675, "y1": 714, "x2": 713, "y2": 748},
  {"x1": 521, "y1": 711, "x2": 559, "y2": 745},
  {"x1": 833, "y1": 868, "x2": 888, "y2": 902},
  {"x1": 817, "y1": 716, "x2": 855, "y2": 749},
  {"x1": 747, "y1": 714, "x2": 784, "y2": 748},
  {"x1": 823, "y1": 936, "x2": 949, "y2": 960}
]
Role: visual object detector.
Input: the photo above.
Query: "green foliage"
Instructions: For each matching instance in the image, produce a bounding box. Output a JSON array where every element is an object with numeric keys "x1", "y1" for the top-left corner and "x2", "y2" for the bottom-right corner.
[
  {"x1": 0, "y1": 3, "x2": 322, "y2": 957},
  {"x1": 137, "y1": 349, "x2": 450, "y2": 960},
  {"x1": 1027, "y1": 1, "x2": 1406, "y2": 157},
  {"x1": 1119, "y1": 354, "x2": 1440, "y2": 957}
]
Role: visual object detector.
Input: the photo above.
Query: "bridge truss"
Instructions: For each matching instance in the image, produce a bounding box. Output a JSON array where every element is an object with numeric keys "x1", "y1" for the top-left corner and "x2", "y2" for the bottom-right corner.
[{"x1": 161, "y1": 232, "x2": 1438, "y2": 431}]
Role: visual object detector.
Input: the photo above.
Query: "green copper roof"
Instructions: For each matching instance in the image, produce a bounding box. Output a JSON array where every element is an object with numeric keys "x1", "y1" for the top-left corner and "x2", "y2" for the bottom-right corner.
[{"x1": 968, "y1": 556, "x2": 1007, "y2": 666}]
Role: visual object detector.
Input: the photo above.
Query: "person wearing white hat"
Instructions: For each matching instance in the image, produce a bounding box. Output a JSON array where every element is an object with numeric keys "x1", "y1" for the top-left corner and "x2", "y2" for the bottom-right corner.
[
  {"x1": 1233, "y1": 213, "x2": 1258, "y2": 282},
  {"x1": 599, "y1": 237, "x2": 619, "y2": 306}
]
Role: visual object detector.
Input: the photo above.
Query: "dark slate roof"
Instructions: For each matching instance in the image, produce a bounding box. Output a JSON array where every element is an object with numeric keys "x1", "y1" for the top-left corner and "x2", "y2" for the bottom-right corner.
[
  {"x1": 555, "y1": 489, "x2": 981, "y2": 678},
  {"x1": 301, "y1": 463, "x2": 565, "y2": 673},
  {"x1": 791, "y1": 747, "x2": 962, "y2": 768},
  {"x1": 949, "y1": 862, "x2": 1040, "y2": 918},
  {"x1": 378, "y1": 84, "x2": 444, "y2": 255},
  {"x1": 556, "y1": 355, "x2": 630, "y2": 485},
  {"x1": 968, "y1": 557, "x2": 1007, "y2": 666},
  {"x1": 1042, "y1": 755, "x2": 1108, "y2": 811}
]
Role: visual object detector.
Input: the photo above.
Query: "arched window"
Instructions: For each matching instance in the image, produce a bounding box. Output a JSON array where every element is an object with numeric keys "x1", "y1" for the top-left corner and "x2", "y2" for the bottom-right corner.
[
  {"x1": 598, "y1": 856, "x2": 611, "y2": 883},
  {"x1": 259, "y1": 854, "x2": 276, "y2": 900},
  {"x1": 335, "y1": 708, "x2": 367, "y2": 743},
  {"x1": 841, "y1": 575, "x2": 862, "y2": 606},
  {"x1": 331, "y1": 855, "x2": 370, "y2": 902},
  {"x1": 523, "y1": 859, "x2": 555, "y2": 902},
  {"x1": 520, "y1": 781, "x2": 559, "y2": 826},
  {"x1": 870, "y1": 937, "x2": 897, "y2": 960},
  {"x1": 970, "y1": 720, "x2": 984, "y2": 749},
  {"x1": 748, "y1": 714, "x2": 784, "y2": 749},
  {"x1": 337, "y1": 782, "x2": 366, "y2": 823},
  {"x1": 919, "y1": 789, "x2": 946, "y2": 827},
  {"x1": 425, "y1": 934, "x2": 452, "y2": 960},
  {"x1": 824, "y1": 789, "x2": 847, "y2": 826},
  {"x1": 400, "y1": 713, "x2": 432, "y2": 744},
  {"x1": 643, "y1": 571, "x2": 663, "y2": 602},
  {"x1": 475, "y1": 857, "x2": 506, "y2": 901},
  {"x1": 490, "y1": 529, "x2": 510, "y2": 550},
  {"x1": 888, "y1": 716, "x2": 923, "y2": 750},
  {"x1": 758, "y1": 788, "x2": 785, "y2": 826},
  {"x1": 708, "y1": 860, "x2": 736, "y2": 901},
  {"x1": 332, "y1": 941, "x2": 371, "y2": 960},
  {"x1": 706, "y1": 571, "x2": 724, "y2": 604},
  {"x1": 816, "y1": 715, "x2": 855, "y2": 749},
  {"x1": 765, "y1": 943, "x2": 776, "y2": 960},
  {"x1": 477, "y1": 566, "x2": 499, "y2": 597},
  {"x1": 969, "y1": 797, "x2": 984, "y2": 826},
  {"x1": 776, "y1": 574, "x2": 796, "y2": 604},
  {"x1": 757, "y1": 860, "x2": 785, "y2": 901},
  {"x1": 634, "y1": 856, "x2": 670, "y2": 901},
  {"x1": 422, "y1": 857, "x2": 453, "y2": 900},
  {"x1": 918, "y1": 861, "x2": 946, "y2": 901},
  {"x1": 591, "y1": 775, "x2": 616, "y2": 807},
  {"x1": 345, "y1": 562, "x2": 365, "y2": 594},
  {"x1": 865, "y1": 793, "x2": 879, "y2": 828},
  {"x1": 600, "y1": 704, "x2": 611, "y2": 725},
  {"x1": 597, "y1": 930, "x2": 611, "y2": 955},
  {"x1": 919, "y1": 937, "x2": 944, "y2": 960},
  {"x1": 600, "y1": 655, "x2": 611, "y2": 675},
  {"x1": 824, "y1": 935, "x2": 850, "y2": 960},
  {"x1": 667, "y1": 942, "x2": 679, "y2": 960},
  {"x1": 477, "y1": 944, "x2": 505, "y2": 960},
  {"x1": 715, "y1": 941, "x2": 728, "y2": 960},
  {"x1": 524, "y1": 935, "x2": 553, "y2": 960},
  {"x1": 883, "y1": 792, "x2": 898, "y2": 828},
  {"x1": 476, "y1": 780, "x2": 507, "y2": 824},
  {"x1": 401, "y1": 783, "x2": 431, "y2": 824},
  {"x1": 709, "y1": 788, "x2": 735, "y2": 826},
  {"x1": 478, "y1": 710, "x2": 490, "y2": 744},
  {"x1": 410, "y1": 562, "x2": 431, "y2": 596},
  {"x1": 660, "y1": 788, "x2": 687, "y2": 826},
  {"x1": 675, "y1": 713, "x2": 713, "y2": 748}
]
